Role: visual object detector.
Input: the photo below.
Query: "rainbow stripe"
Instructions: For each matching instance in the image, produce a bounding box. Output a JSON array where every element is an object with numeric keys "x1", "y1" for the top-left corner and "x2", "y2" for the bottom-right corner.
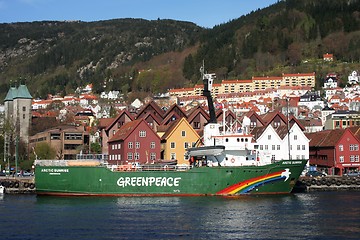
[{"x1": 216, "y1": 169, "x2": 289, "y2": 195}]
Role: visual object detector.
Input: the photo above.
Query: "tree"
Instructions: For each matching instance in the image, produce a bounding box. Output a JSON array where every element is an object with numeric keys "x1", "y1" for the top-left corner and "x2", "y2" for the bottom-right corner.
[{"x1": 30, "y1": 142, "x2": 56, "y2": 161}]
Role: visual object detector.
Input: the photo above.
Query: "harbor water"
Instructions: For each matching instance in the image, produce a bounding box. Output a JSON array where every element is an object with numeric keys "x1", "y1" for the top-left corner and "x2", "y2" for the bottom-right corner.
[{"x1": 0, "y1": 192, "x2": 359, "y2": 240}]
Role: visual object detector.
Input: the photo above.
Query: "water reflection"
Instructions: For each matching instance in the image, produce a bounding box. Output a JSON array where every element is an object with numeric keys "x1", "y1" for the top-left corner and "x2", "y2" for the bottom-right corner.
[{"x1": 1, "y1": 193, "x2": 359, "y2": 239}]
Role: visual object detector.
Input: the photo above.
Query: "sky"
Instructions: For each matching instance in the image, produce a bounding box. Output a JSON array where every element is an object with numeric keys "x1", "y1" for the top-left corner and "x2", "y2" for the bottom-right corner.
[{"x1": 0, "y1": 0, "x2": 279, "y2": 28}]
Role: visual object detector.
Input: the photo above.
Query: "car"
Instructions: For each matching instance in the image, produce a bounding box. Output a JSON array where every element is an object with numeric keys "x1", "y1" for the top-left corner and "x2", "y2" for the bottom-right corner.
[
  {"x1": 17, "y1": 171, "x2": 34, "y2": 177},
  {"x1": 344, "y1": 172, "x2": 360, "y2": 177},
  {"x1": 305, "y1": 171, "x2": 327, "y2": 177}
]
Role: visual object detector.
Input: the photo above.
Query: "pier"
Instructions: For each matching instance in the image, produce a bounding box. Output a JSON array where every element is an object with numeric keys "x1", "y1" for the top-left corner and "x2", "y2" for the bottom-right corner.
[
  {"x1": 294, "y1": 176, "x2": 360, "y2": 192},
  {"x1": 0, "y1": 176, "x2": 36, "y2": 194}
]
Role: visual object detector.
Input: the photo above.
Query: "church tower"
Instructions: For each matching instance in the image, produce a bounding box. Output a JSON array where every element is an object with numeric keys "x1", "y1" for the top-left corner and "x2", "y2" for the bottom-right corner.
[{"x1": 4, "y1": 84, "x2": 33, "y2": 144}]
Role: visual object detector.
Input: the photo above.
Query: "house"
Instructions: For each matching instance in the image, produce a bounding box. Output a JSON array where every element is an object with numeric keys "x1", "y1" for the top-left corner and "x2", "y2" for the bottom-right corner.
[
  {"x1": 306, "y1": 128, "x2": 360, "y2": 175},
  {"x1": 107, "y1": 119, "x2": 161, "y2": 165},
  {"x1": 186, "y1": 106, "x2": 209, "y2": 134},
  {"x1": 102, "y1": 110, "x2": 134, "y2": 154},
  {"x1": 28, "y1": 125, "x2": 90, "y2": 160},
  {"x1": 160, "y1": 118, "x2": 200, "y2": 165},
  {"x1": 323, "y1": 53, "x2": 334, "y2": 61},
  {"x1": 324, "y1": 110, "x2": 360, "y2": 130},
  {"x1": 252, "y1": 123, "x2": 309, "y2": 162},
  {"x1": 323, "y1": 76, "x2": 338, "y2": 89},
  {"x1": 348, "y1": 70, "x2": 359, "y2": 85},
  {"x1": 136, "y1": 100, "x2": 165, "y2": 121}
]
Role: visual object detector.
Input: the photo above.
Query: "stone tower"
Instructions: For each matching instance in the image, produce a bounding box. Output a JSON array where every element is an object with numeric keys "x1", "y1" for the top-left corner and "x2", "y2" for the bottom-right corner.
[{"x1": 4, "y1": 84, "x2": 33, "y2": 144}]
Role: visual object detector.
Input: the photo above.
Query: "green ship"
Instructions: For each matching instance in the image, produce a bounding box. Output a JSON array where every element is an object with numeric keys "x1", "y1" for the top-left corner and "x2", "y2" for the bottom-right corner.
[
  {"x1": 34, "y1": 159, "x2": 307, "y2": 196},
  {"x1": 34, "y1": 69, "x2": 307, "y2": 196}
]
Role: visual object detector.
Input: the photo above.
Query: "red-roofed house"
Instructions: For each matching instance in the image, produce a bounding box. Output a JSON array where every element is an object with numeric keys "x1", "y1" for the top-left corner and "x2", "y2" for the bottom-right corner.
[
  {"x1": 108, "y1": 119, "x2": 161, "y2": 165},
  {"x1": 306, "y1": 128, "x2": 360, "y2": 175}
]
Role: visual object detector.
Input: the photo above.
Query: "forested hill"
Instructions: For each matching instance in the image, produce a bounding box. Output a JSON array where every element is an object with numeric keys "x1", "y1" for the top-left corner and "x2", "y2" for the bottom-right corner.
[{"x1": 1, "y1": 0, "x2": 360, "y2": 101}]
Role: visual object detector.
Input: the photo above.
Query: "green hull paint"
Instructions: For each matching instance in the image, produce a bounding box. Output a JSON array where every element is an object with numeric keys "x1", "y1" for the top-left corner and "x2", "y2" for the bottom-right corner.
[{"x1": 35, "y1": 160, "x2": 307, "y2": 196}]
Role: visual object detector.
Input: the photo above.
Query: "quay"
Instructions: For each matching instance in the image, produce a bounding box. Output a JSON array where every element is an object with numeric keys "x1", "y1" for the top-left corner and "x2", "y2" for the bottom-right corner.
[
  {"x1": 294, "y1": 176, "x2": 360, "y2": 192},
  {"x1": 0, "y1": 176, "x2": 36, "y2": 194}
]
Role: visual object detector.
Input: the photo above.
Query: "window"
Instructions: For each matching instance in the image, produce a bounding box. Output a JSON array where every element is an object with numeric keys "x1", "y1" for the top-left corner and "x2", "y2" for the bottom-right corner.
[
  {"x1": 272, "y1": 145, "x2": 275, "y2": 150},
  {"x1": 127, "y1": 152, "x2": 133, "y2": 160},
  {"x1": 355, "y1": 145, "x2": 359, "y2": 151},
  {"x1": 170, "y1": 153, "x2": 176, "y2": 160},
  {"x1": 339, "y1": 156, "x2": 344, "y2": 163},
  {"x1": 112, "y1": 130, "x2": 115, "y2": 136},
  {"x1": 150, "y1": 153, "x2": 156, "y2": 160},
  {"x1": 339, "y1": 145, "x2": 343, "y2": 151},
  {"x1": 170, "y1": 142, "x2": 176, "y2": 149},
  {"x1": 128, "y1": 142, "x2": 133, "y2": 149},
  {"x1": 302, "y1": 145, "x2": 305, "y2": 150},
  {"x1": 294, "y1": 135, "x2": 298, "y2": 140},
  {"x1": 355, "y1": 155, "x2": 359, "y2": 162},
  {"x1": 118, "y1": 144, "x2": 121, "y2": 149},
  {"x1": 350, "y1": 155, "x2": 355, "y2": 162},
  {"x1": 23, "y1": 106, "x2": 26, "y2": 111},
  {"x1": 265, "y1": 145, "x2": 268, "y2": 150},
  {"x1": 181, "y1": 131, "x2": 186, "y2": 137},
  {"x1": 268, "y1": 135, "x2": 271, "y2": 140},
  {"x1": 135, "y1": 142, "x2": 140, "y2": 149},
  {"x1": 134, "y1": 152, "x2": 140, "y2": 160},
  {"x1": 184, "y1": 142, "x2": 189, "y2": 149},
  {"x1": 277, "y1": 145, "x2": 280, "y2": 150},
  {"x1": 139, "y1": 130, "x2": 146, "y2": 137},
  {"x1": 194, "y1": 122, "x2": 200, "y2": 129},
  {"x1": 150, "y1": 142, "x2": 155, "y2": 149},
  {"x1": 297, "y1": 145, "x2": 300, "y2": 150}
]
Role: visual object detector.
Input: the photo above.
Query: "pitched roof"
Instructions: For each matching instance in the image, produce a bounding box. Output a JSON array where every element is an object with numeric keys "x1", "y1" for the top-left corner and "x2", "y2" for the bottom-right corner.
[
  {"x1": 306, "y1": 129, "x2": 346, "y2": 147},
  {"x1": 108, "y1": 119, "x2": 143, "y2": 142}
]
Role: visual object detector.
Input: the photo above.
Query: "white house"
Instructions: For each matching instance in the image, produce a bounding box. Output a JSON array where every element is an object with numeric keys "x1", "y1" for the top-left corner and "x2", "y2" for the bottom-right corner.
[
  {"x1": 253, "y1": 123, "x2": 309, "y2": 161},
  {"x1": 348, "y1": 70, "x2": 359, "y2": 85},
  {"x1": 323, "y1": 77, "x2": 337, "y2": 88}
]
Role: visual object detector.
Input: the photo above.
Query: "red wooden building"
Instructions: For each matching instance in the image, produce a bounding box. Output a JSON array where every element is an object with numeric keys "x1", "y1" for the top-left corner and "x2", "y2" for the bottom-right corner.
[
  {"x1": 306, "y1": 128, "x2": 360, "y2": 175},
  {"x1": 107, "y1": 119, "x2": 161, "y2": 165}
]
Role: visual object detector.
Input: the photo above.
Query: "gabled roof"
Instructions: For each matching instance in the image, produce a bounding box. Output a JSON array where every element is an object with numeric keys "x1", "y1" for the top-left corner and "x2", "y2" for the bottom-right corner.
[
  {"x1": 163, "y1": 103, "x2": 187, "y2": 120},
  {"x1": 348, "y1": 126, "x2": 360, "y2": 141},
  {"x1": 251, "y1": 126, "x2": 267, "y2": 140},
  {"x1": 275, "y1": 125, "x2": 289, "y2": 140},
  {"x1": 186, "y1": 106, "x2": 210, "y2": 123},
  {"x1": 109, "y1": 119, "x2": 151, "y2": 143},
  {"x1": 160, "y1": 117, "x2": 197, "y2": 141},
  {"x1": 141, "y1": 111, "x2": 163, "y2": 125},
  {"x1": 260, "y1": 110, "x2": 288, "y2": 126},
  {"x1": 136, "y1": 100, "x2": 165, "y2": 119},
  {"x1": 105, "y1": 110, "x2": 134, "y2": 132},
  {"x1": 241, "y1": 110, "x2": 265, "y2": 126},
  {"x1": 161, "y1": 111, "x2": 181, "y2": 126}
]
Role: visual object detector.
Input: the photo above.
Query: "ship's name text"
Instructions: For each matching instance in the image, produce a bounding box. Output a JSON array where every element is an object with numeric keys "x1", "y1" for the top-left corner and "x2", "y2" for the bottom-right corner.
[
  {"x1": 282, "y1": 161, "x2": 303, "y2": 165},
  {"x1": 41, "y1": 168, "x2": 69, "y2": 173},
  {"x1": 117, "y1": 177, "x2": 181, "y2": 188}
]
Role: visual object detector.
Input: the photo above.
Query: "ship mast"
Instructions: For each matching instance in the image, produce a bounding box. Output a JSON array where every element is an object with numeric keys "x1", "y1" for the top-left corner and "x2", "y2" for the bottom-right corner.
[{"x1": 200, "y1": 63, "x2": 217, "y2": 124}]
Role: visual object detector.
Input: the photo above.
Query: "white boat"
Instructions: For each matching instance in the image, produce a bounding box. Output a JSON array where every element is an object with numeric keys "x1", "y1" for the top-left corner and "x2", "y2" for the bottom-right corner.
[
  {"x1": 0, "y1": 186, "x2": 5, "y2": 194},
  {"x1": 185, "y1": 69, "x2": 273, "y2": 167}
]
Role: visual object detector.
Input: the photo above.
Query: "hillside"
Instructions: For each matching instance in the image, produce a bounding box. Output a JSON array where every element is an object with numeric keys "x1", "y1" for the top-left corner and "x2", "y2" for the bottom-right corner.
[
  {"x1": 1, "y1": 0, "x2": 360, "y2": 101},
  {"x1": 0, "y1": 19, "x2": 203, "y2": 100}
]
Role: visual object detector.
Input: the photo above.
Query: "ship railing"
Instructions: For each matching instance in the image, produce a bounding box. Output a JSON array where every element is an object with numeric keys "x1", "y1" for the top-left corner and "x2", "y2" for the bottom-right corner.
[
  {"x1": 34, "y1": 159, "x2": 104, "y2": 166},
  {"x1": 109, "y1": 164, "x2": 192, "y2": 172}
]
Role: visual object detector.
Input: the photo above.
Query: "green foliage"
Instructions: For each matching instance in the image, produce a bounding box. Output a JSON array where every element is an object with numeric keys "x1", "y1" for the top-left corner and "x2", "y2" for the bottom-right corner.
[
  {"x1": 90, "y1": 142, "x2": 102, "y2": 154},
  {"x1": 30, "y1": 142, "x2": 56, "y2": 161}
]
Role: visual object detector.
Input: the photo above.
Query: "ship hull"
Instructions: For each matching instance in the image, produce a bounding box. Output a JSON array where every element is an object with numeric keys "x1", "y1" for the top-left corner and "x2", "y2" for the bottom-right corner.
[{"x1": 35, "y1": 160, "x2": 307, "y2": 196}]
